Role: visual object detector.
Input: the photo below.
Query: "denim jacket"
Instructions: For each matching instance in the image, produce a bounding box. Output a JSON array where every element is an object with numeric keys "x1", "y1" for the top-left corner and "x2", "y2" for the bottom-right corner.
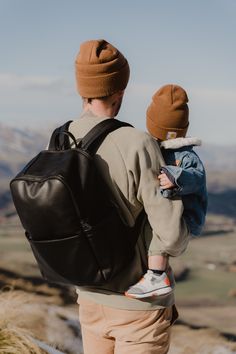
[{"x1": 159, "y1": 137, "x2": 208, "y2": 236}]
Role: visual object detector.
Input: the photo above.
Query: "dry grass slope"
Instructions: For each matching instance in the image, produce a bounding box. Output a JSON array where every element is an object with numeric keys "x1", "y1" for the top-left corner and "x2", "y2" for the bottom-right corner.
[
  {"x1": 0, "y1": 327, "x2": 46, "y2": 354},
  {"x1": 0, "y1": 290, "x2": 83, "y2": 354}
]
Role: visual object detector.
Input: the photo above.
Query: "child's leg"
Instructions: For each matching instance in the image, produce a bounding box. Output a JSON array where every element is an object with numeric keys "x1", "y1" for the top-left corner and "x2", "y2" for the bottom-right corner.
[
  {"x1": 148, "y1": 254, "x2": 168, "y2": 272},
  {"x1": 125, "y1": 221, "x2": 173, "y2": 299}
]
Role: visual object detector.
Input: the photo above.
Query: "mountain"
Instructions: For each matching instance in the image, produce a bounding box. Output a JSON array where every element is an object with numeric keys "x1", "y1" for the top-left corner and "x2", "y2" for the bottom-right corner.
[
  {"x1": 0, "y1": 123, "x2": 236, "y2": 174},
  {"x1": 0, "y1": 123, "x2": 236, "y2": 218},
  {"x1": 194, "y1": 143, "x2": 236, "y2": 171},
  {"x1": 208, "y1": 189, "x2": 236, "y2": 218},
  {"x1": 0, "y1": 123, "x2": 48, "y2": 178}
]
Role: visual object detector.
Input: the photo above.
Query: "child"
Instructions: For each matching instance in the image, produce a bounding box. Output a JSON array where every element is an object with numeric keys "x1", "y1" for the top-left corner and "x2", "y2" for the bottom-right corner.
[{"x1": 125, "y1": 84, "x2": 207, "y2": 299}]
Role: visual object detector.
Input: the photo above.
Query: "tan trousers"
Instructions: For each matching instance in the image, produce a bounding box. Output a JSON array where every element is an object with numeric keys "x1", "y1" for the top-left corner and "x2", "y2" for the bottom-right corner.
[{"x1": 79, "y1": 298, "x2": 178, "y2": 354}]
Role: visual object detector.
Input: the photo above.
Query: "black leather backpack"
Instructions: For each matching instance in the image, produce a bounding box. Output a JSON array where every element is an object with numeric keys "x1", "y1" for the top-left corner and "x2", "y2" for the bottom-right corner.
[{"x1": 10, "y1": 119, "x2": 143, "y2": 286}]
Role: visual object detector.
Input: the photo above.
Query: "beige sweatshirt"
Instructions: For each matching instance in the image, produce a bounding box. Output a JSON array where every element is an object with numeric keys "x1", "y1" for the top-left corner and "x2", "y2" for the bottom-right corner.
[{"x1": 70, "y1": 110, "x2": 189, "y2": 310}]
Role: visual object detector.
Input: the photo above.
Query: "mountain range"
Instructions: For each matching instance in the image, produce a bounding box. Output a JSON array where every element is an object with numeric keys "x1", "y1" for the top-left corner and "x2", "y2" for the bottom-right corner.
[
  {"x1": 0, "y1": 123, "x2": 48, "y2": 178},
  {"x1": 0, "y1": 123, "x2": 236, "y2": 218},
  {"x1": 1, "y1": 122, "x2": 236, "y2": 174}
]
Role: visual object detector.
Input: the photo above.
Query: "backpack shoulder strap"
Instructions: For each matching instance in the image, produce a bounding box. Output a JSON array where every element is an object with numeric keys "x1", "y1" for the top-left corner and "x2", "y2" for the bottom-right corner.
[
  {"x1": 80, "y1": 119, "x2": 133, "y2": 155},
  {"x1": 48, "y1": 118, "x2": 133, "y2": 153}
]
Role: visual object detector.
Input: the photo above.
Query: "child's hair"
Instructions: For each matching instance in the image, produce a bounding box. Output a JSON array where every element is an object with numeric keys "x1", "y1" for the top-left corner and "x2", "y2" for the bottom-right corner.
[{"x1": 146, "y1": 84, "x2": 189, "y2": 141}]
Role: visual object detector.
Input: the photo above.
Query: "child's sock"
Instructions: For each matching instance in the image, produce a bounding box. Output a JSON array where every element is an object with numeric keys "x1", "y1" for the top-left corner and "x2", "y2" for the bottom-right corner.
[{"x1": 150, "y1": 269, "x2": 165, "y2": 275}]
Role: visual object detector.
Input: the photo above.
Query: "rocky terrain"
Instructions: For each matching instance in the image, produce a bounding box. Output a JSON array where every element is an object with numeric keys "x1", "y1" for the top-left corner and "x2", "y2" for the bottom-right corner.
[
  {"x1": 0, "y1": 214, "x2": 236, "y2": 353},
  {"x1": 0, "y1": 271, "x2": 236, "y2": 354},
  {"x1": 0, "y1": 122, "x2": 236, "y2": 353}
]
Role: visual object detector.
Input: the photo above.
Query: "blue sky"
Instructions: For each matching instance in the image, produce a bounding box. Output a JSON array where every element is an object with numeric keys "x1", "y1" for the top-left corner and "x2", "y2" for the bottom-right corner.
[{"x1": 0, "y1": 0, "x2": 235, "y2": 145}]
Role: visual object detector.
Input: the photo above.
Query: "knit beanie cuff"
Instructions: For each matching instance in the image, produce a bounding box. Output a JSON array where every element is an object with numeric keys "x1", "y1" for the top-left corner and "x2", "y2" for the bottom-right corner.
[{"x1": 147, "y1": 115, "x2": 189, "y2": 141}]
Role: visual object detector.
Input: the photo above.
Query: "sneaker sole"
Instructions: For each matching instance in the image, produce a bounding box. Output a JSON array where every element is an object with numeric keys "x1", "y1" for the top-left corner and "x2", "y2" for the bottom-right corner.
[{"x1": 125, "y1": 286, "x2": 173, "y2": 299}]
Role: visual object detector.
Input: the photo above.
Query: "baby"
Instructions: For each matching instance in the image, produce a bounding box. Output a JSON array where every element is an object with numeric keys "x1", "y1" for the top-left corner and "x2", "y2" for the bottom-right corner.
[{"x1": 126, "y1": 84, "x2": 208, "y2": 299}]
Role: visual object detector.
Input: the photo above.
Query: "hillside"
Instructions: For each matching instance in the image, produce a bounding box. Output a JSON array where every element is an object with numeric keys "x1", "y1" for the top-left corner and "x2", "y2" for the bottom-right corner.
[
  {"x1": 0, "y1": 123, "x2": 236, "y2": 173},
  {"x1": 0, "y1": 123, "x2": 236, "y2": 220},
  {"x1": 197, "y1": 143, "x2": 236, "y2": 172},
  {"x1": 0, "y1": 217, "x2": 236, "y2": 353},
  {"x1": 0, "y1": 122, "x2": 236, "y2": 176},
  {"x1": 0, "y1": 123, "x2": 48, "y2": 178},
  {"x1": 0, "y1": 123, "x2": 236, "y2": 353}
]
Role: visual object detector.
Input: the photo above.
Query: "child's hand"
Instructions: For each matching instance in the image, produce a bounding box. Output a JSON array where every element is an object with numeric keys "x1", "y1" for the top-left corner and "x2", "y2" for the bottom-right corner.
[{"x1": 158, "y1": 171, "x2": 175, "y2": 189}]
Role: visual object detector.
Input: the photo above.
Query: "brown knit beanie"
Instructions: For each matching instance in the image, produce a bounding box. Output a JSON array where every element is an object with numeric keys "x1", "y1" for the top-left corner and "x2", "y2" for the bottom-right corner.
[
  {"x1": 146, "y1": 84, "x2": 189, "y2": 140},
  {"x1": 75, "y1": 39, "x2": 130, "y2": 98}
]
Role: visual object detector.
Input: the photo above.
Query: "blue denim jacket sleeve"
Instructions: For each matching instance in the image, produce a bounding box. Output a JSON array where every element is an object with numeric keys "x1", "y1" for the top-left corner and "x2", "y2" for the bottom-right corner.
[
  {"x1": 160, "y1": 148, "x2": 207, "y2": 235},
  {"x1": 161, "y1": 152, "x2": 206, "y2": 196}
]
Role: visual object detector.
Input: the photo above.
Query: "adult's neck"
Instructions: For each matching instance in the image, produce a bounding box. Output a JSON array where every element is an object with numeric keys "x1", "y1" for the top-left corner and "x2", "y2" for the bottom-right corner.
[
  {"x1": 83, "y1": 103, "x2": 114, "y2": 118},
  {"x1": 82, "y1": 90, "x2": 124, "y2": 118}
]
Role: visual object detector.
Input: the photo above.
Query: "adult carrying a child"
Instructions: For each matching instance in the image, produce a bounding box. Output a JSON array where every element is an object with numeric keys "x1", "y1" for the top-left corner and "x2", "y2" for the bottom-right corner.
[{"x1": 71, "y1": 39, "x2": 189, "y2": 354}]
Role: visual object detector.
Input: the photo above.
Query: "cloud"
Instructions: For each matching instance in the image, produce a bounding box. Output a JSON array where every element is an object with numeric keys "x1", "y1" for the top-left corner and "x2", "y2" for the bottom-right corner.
[
  {"x1": 128, "y1": 82, "x2": 236, "y2": 105},
  {"x1": 2, "y1": 73, "x2": 234, "y2": 103},
  {"x1": 191, "y1": 88, "x2": 236, "y2": 104},
  {"x1": 0, "y1": 76, "x2": 235, "y2": 144},
  {"x1": 0, "y1": 73, "x2": 73, "y2": 94},
  {"x1": 128, "y1": 82, "x2": 157, "y2": 96}
]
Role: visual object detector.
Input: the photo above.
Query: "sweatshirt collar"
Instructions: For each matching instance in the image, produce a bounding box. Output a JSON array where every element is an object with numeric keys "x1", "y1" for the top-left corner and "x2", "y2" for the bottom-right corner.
[{"x1": 80, "y1": 109, "x2": 113, "y2": 123}]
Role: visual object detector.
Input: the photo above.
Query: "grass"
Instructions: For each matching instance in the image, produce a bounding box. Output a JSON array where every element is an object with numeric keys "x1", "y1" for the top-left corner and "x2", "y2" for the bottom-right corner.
[
  {"x1": 0, "y1": 327, "x2": 46, "y2": 354},
  {"x1": 175, "y1": 268, "x2": 236, "y2": 304},
  {"x1": 0, "y1": 291, "x2": 47, "y2": 354},
  {"x1": 0, "y1": 218, "x2": 236, "y2": 343},
  {"x1": 0, "y1": 218, "x2": 39, "y2": 276},
  {"x1": 1, "y1": 218, "x2": 236, "y2": 305},
  {"x1": 0, "y1": 237, "x2": 30, "y2": 252},
  {"x1": 172, "y1": 231, "x2": 236, "y2": 305}
]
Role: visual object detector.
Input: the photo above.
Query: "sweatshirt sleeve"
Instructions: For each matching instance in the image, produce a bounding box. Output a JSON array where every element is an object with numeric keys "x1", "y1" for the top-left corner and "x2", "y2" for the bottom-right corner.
[{"x1": 130, "y1": 134, "x2": 190, "y2": 257}]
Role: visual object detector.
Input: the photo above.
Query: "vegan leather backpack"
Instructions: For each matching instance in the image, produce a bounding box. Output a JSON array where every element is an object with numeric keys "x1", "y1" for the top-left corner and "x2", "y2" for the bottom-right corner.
[{"x1": 10, "y1": 119, "x2": 143, "y2": 286}]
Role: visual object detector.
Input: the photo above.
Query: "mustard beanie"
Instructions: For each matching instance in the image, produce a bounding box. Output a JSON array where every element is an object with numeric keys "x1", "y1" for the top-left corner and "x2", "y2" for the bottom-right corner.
[
  {"x1": 146, "y1": 84, "x2": 189, "y2": 140},
  {"x1": 75, "y1": 39, "x2": 130, "y2": 98}
]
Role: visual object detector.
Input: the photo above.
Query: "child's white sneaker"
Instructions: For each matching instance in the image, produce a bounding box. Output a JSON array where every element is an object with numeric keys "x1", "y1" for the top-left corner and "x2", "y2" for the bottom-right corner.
[{"x1": 125, "y1": 270, "x2": 173, "y2": 299}]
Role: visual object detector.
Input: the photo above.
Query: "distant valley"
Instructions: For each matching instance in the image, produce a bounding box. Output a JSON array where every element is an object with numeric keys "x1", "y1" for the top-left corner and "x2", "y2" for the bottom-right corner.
[{"x1": 0, "y1": 123, "x2": 236, "y2": 220}]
